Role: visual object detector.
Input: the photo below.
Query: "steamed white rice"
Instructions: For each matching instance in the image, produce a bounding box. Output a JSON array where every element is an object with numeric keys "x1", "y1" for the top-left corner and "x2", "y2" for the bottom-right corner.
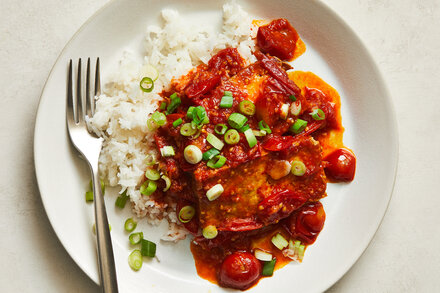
[{"x1": 86, "y1": 1, "x2": 256, "y2": 241}]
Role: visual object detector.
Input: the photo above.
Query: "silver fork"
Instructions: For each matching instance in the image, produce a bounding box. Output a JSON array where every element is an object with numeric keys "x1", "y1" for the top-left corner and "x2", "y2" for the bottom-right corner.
[{"x1": 67, "y1": 58, "x2": 118, "y2": 293}]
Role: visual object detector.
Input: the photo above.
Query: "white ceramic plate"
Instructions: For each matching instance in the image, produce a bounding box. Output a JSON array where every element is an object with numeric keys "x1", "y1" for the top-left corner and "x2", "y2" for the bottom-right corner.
[{"x1": 34, "y1": 0, "x2": 398, "y2": 292}]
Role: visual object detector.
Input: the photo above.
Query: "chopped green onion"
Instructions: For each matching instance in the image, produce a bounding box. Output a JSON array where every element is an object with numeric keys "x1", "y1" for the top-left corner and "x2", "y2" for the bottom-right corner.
[
  {"x1": 239, "y1": 100, "x2": 256, "y2": 116},
  {"x1": 140, "y1": 180, "x2": 157, "y2": 196},
  {"x1": 144, "y1": 154, "x2": 156, "y2": 166},
  {"x1": 206, "y1": 133, "x2": 224, "y2": 150},
  {"x1": 115, "y1": 191, "x2": 129, "y2": 208},
  {"x1": 172, "y1": 118, "x2": 183, "y2": 127},
  {"x1": 180, "y1": 123, "x2": 197, "y2": 136},
  {"x1": 202, "y1": 225, "x2": 218, "y2": 239},
  {"x1": 129, "y1": 232, "x2": 143, "y2": 245},
  {"x1": 187, "y1": 106, "x2": 195, "y2": 119},
  {"x1": 258, "y1": 120, "x2": 272, "y2": 134},
  {"x1": 214, "y1": 124, "x2": 228, "y2": 135},
  {"x1": 140, "y1": 77, "x2": 154, "y2": 93},
  {"x1": 244, "y1": 128, "x2": 257, "y2": 148},
  {"x1": 289, "y1": 239, "x2": 301, "y2": 251},
  {"x1": 290, "y1": 100, "x2": 302, "y2": 116},
  {"x1": 161, "y1": 175, "x2": 171, "y2": 192},
  {"x1": 254, "y1": 249, "x2": 272, "y2": 261},
  {"x1": 85, "y1": 191, "x2": 93, "y2": 202},
  {"x1": 289, "y1": 95, "x2": 297, "y2": 101},
  {"x1": 147, "y1": 118, "x2": 158, "y2": 131},
  {"x1": 166, "y1": 93, "x2": 181, "y2": 114},
  {"x1": 202, "y1": 148, "x2": 220, "y2": 161},
  {"x1": 160, "y1": 146, "x2": 175, "y2": 157},
  {"x1": 280, "y1": 103, "x2": 289, "y2": 119},
  {"x1": 224, "y1": 129, "x2": 240, "y2": 144},
  {"x1": 149, "y1": 111, "x2": 166, "y2": 128},
  {"x1": 310, "y1": 108, "x2": 326, "y2": 120},
  {"x1": 159, "y1": 102, "x2": 167, "y2": 110},
  {"x1": 262, "y1": 258, "x2": 277, "y2": 276},
  {"x1": 207, "y1": 155, "x2": 226, "y2": 169},
  {"x1": 145, "y1": 169, "x2": 160, "y2": 181},
  {"x1": 141, "y1": 239, "x2": 156, "y2": 257},
  {"x1": 178, "y1": 206, "x2": 196, "y2": 223},
  {"x1": 238, "y1": 124, "x2": 250, "y2": 133},
  {"x1": 297, "y1": 244, "x2": 305, "y2": 260},
  {"x1": 220, "y1": 95, "x2": 233, "y2": 108},
  {"x1": 128, "y1": 250, "x2": 143, "y2": 271},
  {"x1": 223, "y1": 91, "x2": 233, "y2": 97},
  {"x1": 124, "y1": 218, "x2": 137, "y2": 232},
  {"x1": 192, "y1": 106, "x2": 209, "y2": 128},
  {"x1": 291, "y1": 160, "x2": 306, "y2": 176},
  {"x1": 89, "y1": 179, "x2": 106, "y2": 195},
  {"x1": 206, "y1": 184, "x2": 224, "y2": 201},
  {"x1": 253, "y1": 130, "x2": 267, "y2": 137},
  {"x1": 184, "y1": 145, "x2": 203, "y2": 164},
  {"x1": 271, "y1": 233, "x2": 289, "y2": 250},
  {"x1": 290, "y1": 119, "x2": 308, "y2": 134},
  {"x1": 228, "y1": 113, "x2": 248, "y2": 129}
]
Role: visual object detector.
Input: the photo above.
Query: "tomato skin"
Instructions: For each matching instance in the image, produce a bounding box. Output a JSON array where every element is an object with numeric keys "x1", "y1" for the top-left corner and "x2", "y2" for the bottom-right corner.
[
  {"x1": 284, "y1": 202, "x2": 326, "y2": 245},
  {"x1": 324, "y1": 148, "x2": 356, "y2": 182},
  {"x1": 218, "y1": 252, "x2": 262, "y2": 290}
]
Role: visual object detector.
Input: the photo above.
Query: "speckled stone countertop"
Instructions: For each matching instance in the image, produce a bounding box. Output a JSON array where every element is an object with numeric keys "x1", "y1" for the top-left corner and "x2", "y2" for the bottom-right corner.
[{"x1": 1, "y1": 0, "x2": 439, "y2": 292}]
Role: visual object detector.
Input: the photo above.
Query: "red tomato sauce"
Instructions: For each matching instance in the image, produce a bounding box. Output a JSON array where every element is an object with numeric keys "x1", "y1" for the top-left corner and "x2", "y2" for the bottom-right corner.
[{"x1": 151, "y1": 18, "x2": 356, "y2": 290}]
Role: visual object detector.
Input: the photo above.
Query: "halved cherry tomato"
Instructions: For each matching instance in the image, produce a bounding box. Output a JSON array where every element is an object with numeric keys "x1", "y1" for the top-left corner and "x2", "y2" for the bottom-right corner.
[
  {"x1": 324, "y1": 148, "x2": 356, "y2": 182},
  {"x1": 218, "y1": 252, "x2": 262, "y2": 290}
]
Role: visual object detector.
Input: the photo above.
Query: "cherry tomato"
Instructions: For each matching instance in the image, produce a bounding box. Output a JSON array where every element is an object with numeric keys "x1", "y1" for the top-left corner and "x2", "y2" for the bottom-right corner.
[
  {"x1": 218, "y1": 252, "x2": 262, "y2": 290},
  {"x1": 324, "y1": 148, "x2": 356, "y2": 182},
  {"x1": 284, "y1": 202, "x2": 326, "y2": 244},
  {"x1": 185, "y1": 72, "x2": 220, "y2": 99},
  {"x1": 257, "y1": 18, "x2": 299, "y2": 61}
]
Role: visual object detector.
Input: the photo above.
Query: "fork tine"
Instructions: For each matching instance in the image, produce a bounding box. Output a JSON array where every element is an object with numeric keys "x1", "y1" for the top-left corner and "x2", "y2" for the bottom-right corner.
[
  {"x1": 76, "y1": 58, "x2": 83, "y2": 123},
  {"x1": 86, "y1": 57, "x2": 92, "y2": 118},
  {"x1": 67, "y1": 59, "x2": 75, "y2": 124},
  {"x1": 95, "y1": 57, "x2": 101, "y2": 98}
]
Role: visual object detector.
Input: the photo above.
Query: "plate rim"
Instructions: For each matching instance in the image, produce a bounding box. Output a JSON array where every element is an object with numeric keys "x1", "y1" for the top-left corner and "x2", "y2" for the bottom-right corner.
[{"x1": 33, "y1": 0, "x2": 399, "y2": 291}]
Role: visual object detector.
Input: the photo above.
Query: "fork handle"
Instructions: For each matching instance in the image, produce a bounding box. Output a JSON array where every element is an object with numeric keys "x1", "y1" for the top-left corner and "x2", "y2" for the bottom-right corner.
[{"x1": 92, "y1": 169, "x2": 119, "y2": 293}]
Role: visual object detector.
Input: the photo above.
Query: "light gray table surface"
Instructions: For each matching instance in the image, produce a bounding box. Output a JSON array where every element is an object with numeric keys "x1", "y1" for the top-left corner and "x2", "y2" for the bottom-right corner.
[{"x1": 1, "y1": 0, "x2": 439, "y2": 292}]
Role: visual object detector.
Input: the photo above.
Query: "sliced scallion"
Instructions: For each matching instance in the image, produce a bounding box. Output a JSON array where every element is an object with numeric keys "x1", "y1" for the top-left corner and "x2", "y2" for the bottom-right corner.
[
  {"x1": 238, "y1": 124, "x2": 250, "y2": 133},
  {"x1": 166, "y1": 93, "x2": 181, "y2": 114},
  {"x1": 206, "y1": 133, "x2": 224, "y2": 150},
  {"x1": 207, "y1": 155, "x2": 226, "y2": 169},
  {"x1": 144, "y1": 154, "x2": 156, "y2": 166},
  {"x1": 206, "y1": 184, "x2": 224, "y2": 201},
  {"x1": 202, "y1": 148, "x2": 220, "y2": 161},
  {"x1": 244, "y1": 128, "x2": 257, "y2": 148},
  {"x1": 159, "y1": 102, "x2": 167, "y2": 110},
  {"x1": 184, "y1": 145, "x2": 203, "y2": 164},
  {"x1": 140, "y1": 77, "x2": 154, "y2": 93},
  {"x1": 180, "y1": 123, "x2": 197, "y2": 136},
  {"x1": 129, "y1": 232, "x2": 143, "y2": 245},
  {"x1": 252, "y1": 130, "x2": 267, "y2": 137},
  {"x1": 145, "y1": 169, "x2": 160, "y2": 181},
  {"x1": 85, "y1": 191, "x2": 93, "y2": 202},
  {"x1": 224, "y1": 129, "x2": 240, "y2": 144},
  {"x1": 290, "y1": 119, "x2": 307, "y2": 134},
  {"x1": 187, "y1": 106, "x2": 195, "y2": 119},
  {"x1": 172, "y1": 118, "x2": 183, "y2": 127},
  {"x1": 140, "y1": 180, "x2": 157, "y2": 196},
  {"x1": 310, "y1": 108, "x2": 326, "y2": 120},
  {"x1": 192, "y1": 106, "x2": 209, "y2": 128},
  {"x1": 271, "y1": 233, "x2": 289, "y2": 250},
  {"x1": 141, "y1": 239, "x2": 156, "y2": 257},
  {"x1": 220, "y1": 95, "x2": 233, "y2": 108},
  {"x1": 280, "y1": 103, "x2": 289, "y2": 120},
  {"x1": 223, "y1": 91, "x2": 233, "y2": 97},
  {"x1": 115, "y1": 191, "x2": 129, "y2": 208},
  {"x1": 254, "y1": 249, "x2": 272, "y2": 261},
  {"x1": 124, "y1": 218, "x2": 137, "y2": 232},
  {"x1": 291, "y1": 160, "x2": 306, "y2": 176},
  {"x1": 289, "y1": 95, "x2": 297, "y2": 101},
  {"x1": 202, "y1": 225, "x2": 218, "y2": 239},
  {"x1": 228, "y1": 113, "x2": 248, "y2": 129},
  {"x1": 160, "y1": 146, "x2": 175, "y2": 157},
  {"x1": 239, "y1": 100, "x2": 255, "y2": 116},
  {"x1": 161, "y1": 175, "x2": 171, "y2": 192},
  {"x1": 258, "y1": 120, "x2": 272, "y2": 134},
  {"x1": 178, "y1": 206, "x2": 196, "y2": 223},
  {"x1": 215, "y1": 124, "x2": 228, "y2": 135},
  {"x1": 262, "y1": 258, "x2": 277, "y2": 276},
  {"x1": 128, "y1": 250, "x2": 143, "y2": 271}
]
